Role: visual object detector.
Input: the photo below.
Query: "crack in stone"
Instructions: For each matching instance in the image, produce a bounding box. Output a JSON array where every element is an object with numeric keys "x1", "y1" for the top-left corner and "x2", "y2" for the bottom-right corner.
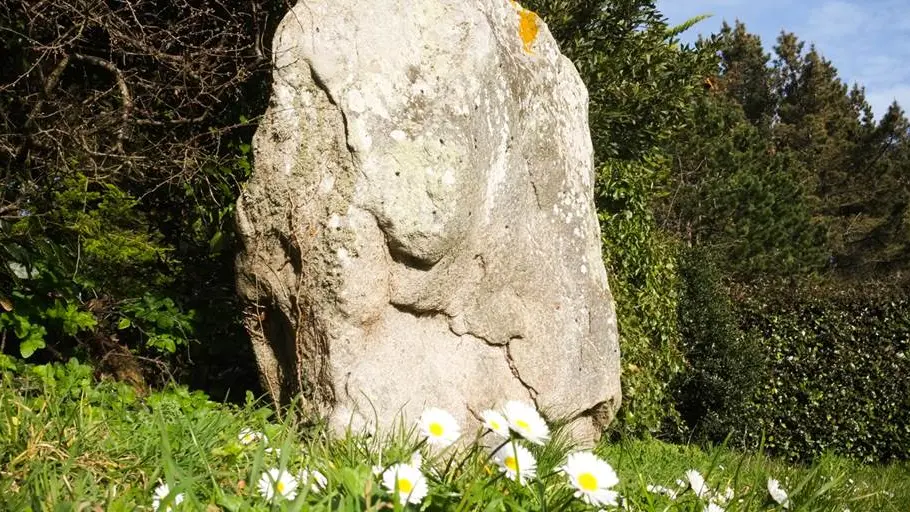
[
  {"x1": 305, "y1": 62, "x2": 361, "y2": 173},
  {"x1": 389, "y1": 301, "x2": 448, "y2": 318},
  {"x1": 504, "y1": 337, "x2": 539, "y2": 407},
  {"x1": 526, "y1": 162, "x2": 543, "y2": 210},
  {"x1": 388, "y1": 301, "x2": 539, "y2": 406}
]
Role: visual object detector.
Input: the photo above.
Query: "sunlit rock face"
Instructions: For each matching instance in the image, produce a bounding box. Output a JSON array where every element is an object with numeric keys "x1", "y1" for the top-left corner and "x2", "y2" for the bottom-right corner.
[{"x1": 235, "y1": 0, "x2": 620, "y2": 440}]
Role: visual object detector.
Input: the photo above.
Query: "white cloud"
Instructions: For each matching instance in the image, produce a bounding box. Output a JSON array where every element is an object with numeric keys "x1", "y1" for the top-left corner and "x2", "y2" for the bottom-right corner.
[
  {"x1": 806, "y1": 1, "x2": 870, "y2": 39},
  {"x1": 796, "y1": 1, "x2": 909, "y2": 117}
]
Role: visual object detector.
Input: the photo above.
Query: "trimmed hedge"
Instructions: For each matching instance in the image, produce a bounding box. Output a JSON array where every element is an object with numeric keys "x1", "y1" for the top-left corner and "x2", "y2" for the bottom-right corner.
[{"x1": 734, "y1": 284, "x2": 910, "y2": 462}]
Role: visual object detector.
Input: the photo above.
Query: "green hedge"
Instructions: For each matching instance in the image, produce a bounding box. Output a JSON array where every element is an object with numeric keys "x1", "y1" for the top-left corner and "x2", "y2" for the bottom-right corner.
[{"x1": 734, "y1": 285, "x2": 910, "y2": 462}]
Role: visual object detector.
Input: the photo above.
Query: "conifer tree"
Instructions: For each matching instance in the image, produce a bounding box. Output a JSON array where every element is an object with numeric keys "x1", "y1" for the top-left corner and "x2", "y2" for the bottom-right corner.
[{"x1": 716, "y1": 21, "x2": 775, "y2": 132}]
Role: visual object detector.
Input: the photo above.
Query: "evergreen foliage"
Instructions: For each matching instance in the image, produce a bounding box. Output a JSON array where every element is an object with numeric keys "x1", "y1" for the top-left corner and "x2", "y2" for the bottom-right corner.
[
  {"x1": 672, "y1": 247, "x2": 765, "y2": 443},
  {"x1": 735, "y1": 283, "x2": 910, "y2": 462},
  {"x1": 714, "y1": 27, "x2": 910, "y2": 281},
  {"x1": 659, "y1": 92, "x2": 827, "y2": 277},
  {"x1": 598, "y1": 156, "x2": 684, "y2": 436}
]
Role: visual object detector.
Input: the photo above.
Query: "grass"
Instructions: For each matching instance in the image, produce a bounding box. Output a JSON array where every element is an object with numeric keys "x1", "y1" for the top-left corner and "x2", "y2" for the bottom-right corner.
[{"x1": 1, "y1": 356, "x2": 908, "y2": 511}]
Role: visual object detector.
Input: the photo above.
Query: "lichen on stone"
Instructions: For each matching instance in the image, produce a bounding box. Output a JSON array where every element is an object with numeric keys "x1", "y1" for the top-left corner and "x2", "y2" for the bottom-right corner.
[{"x1": 517, "y1": 8, "x2": 539, "y2": 54}]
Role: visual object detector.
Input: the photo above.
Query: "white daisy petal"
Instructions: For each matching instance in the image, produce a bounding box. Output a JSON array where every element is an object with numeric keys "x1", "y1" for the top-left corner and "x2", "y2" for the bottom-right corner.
[
  {"x1": 257, "y1": 468, "x2": 299, "y2": 503},
  {"x1": 705, "y1": 503, "x2": 725, "y2": 512},
  {"x1": 492, "y1": 441, "x2": 537, "y2": 485},
  {"x1": 502, "y1": 401, "x2": 550, "y2": 445},
  {"x1": 238, "y1": 427, "x2": 266, "y2": 445},
  {"x1": 418, "y1": 407, "x2": 461, "y2": 447},
  {"x1": 562, "y1": 451, "x2": 620, "y2": 506},
  {"x1": 481, "y1": 409, "x2": 510, "y2": 438},
  {"x1": 647, "y1": 484, "x2": 679, "y2": 499},
  {"x1": 298, "y1": 468, "x2": 328, "y2": 493},
  {"x1": 768, "y1": 478, "x2": 790, "y2": 508},
  {"x1": 381, "y1": 463, "x2": 428, "y2": 505},
  {"x1": 151, "y1": 483, "x2": 185, "y2": 511},
  {"x1": 685, "y1": 469, "x2": 710, "y2": 498}
]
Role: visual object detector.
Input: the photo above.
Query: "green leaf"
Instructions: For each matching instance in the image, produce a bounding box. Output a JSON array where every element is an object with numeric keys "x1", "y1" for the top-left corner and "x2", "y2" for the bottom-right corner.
[
  {"x1": 214, "y1": 492, "x2": 243, "y2": 512},
  {"x1": 20, "y1": 330, "x2": 46, "y2": 358},
  {"x1": 117, "y1": 317, "x2": 132, "y2": 329},
  {"x1": 209, "y1": 230, "x2": 225, "y2": 253}
]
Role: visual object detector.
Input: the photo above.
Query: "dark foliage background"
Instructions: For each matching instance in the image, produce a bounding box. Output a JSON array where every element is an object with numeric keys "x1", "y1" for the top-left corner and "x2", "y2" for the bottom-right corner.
[
  {"x1": 671, "y1": 247, "x2": 766, "y2": 443},
  {"x1": 1, "y1": 0, "x2": 288, "y2": 399}
]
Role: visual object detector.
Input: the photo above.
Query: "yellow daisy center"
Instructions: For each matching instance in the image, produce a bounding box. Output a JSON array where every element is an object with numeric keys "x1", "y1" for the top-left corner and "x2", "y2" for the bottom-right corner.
[
  {"x1": 504, "y1": 456, "x2": 518, "y2": 471},
  {"x1": 397, "y1": 477, "x2": 413, "y2": 493},
  {"x1": 490, "y1": 420, "x2": 500, "y2": 430},
  {"x1": 578, "y1": 472, "x2": 598, "y2": 491},
  {"x1": 429, "y1": 422, "x2": 444, "y2": 437},
  {"x1": 276, "y1": 481, "x2": 285, "y2": 494},
  {"x1": 516, "y1": 419, "x2": 529, "y2": 430}
]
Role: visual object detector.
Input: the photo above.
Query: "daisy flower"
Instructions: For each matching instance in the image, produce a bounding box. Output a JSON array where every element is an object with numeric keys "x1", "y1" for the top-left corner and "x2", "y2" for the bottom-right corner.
[
  {"x1": 238, "y1": 427, "x2": 266, "y2": 445},
  {"x1": 646, "y1": 484, "x2": 679, "y2": 499},
  {"x1": 502, "y1": 400, "x2": 549, "y2": 445},
  {"x1": 257, "y1": 468, "x2": 299, "y2": 503},
  {"x1": 562, "y1": 451, "x2": 620, "y2": 506},
  {"x1": 381, "y1": 463, "x2": 428, "y2": 505},
  {"x1": 481, "y1": 409, "x2": 510, "y2": 438},
  {"x1": 418, "y1": 407, "x2": 461, "y2": 447},
  {"x1": 685, "y1": 469, "x2": 710, "y2": 498},
  {"x1": 151, "y1": 482, "x2": 184, "y2": 511},
  {"x1": 716, "y1": 486, "x2": 734, "y2": 505},
  {"x1": 704, "y1": 503, "x2": 725, "y2": 512},
  {"x1": 492, "y1": 441, "x2": 537, "y2": 484},
  {"x1": 298, "y1": 468, "x2": 328, "y2": 493},
  {"x1": 768, "y1": 478, "x2": 790, "y2": 508}
]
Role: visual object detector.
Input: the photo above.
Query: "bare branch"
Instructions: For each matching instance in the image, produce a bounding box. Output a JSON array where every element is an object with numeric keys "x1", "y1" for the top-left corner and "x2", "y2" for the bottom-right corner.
[{"x1": 72, "y1": 53, "x2": 133, "y2": 153}]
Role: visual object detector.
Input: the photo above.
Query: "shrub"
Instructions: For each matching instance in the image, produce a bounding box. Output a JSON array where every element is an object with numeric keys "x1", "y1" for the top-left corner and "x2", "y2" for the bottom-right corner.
[
  {"x1": 599, "y1": 156, "x2": 685, "y2": 437},
  {"x1": 671, "y1": 247, "x2": 765, "y2": 443},
  {"x1": 734, "y1": 282, "x2": 910, "y2": 462}
]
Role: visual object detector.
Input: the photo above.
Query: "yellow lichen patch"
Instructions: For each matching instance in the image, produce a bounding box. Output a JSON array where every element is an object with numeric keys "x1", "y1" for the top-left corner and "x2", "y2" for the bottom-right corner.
[{"x1": 518, "y1": 8, "x2": 539, "y2": 54}]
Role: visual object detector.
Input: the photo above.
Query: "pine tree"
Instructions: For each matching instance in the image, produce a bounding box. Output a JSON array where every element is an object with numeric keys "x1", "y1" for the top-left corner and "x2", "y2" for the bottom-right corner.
[
  {"x1": 659, "y1": 92, "x2": 825, "y2": 278},
  {"x1": 716, "y1": 21, "x2": 776, "y2": 132}
]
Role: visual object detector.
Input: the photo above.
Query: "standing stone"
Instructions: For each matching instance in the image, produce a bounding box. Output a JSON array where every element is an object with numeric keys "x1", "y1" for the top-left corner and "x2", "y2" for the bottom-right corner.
[{"x1": 235, "y1": 0, "x2": 621, "y2": 438}]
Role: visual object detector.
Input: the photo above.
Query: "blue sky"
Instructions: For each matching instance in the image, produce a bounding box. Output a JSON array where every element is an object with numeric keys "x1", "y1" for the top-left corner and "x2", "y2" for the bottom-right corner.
[{"x1": 655, "y1": 0, "x2": 910, "y2": 119}]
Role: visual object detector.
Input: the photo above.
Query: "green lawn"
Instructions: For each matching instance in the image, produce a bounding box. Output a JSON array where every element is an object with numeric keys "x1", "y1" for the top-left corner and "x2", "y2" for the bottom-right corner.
[{"x1": 1, "y1": 356, "x2": 907, "y2": 511}]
